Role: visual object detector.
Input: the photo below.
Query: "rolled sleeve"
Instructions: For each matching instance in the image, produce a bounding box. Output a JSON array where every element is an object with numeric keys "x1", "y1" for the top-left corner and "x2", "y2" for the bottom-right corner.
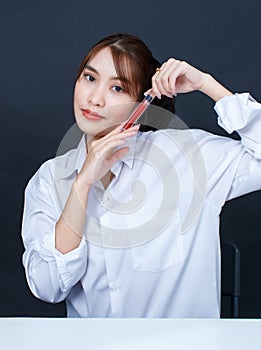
[
  {"x1": 31, "y1": 228, "x2": 88, "y2": 293},
  {"x1": 215, "y1": 93, "x2": 261, "y2": 159},
  {"x1": 22, "y1": 161, "x2": 88, "y2": 302}
]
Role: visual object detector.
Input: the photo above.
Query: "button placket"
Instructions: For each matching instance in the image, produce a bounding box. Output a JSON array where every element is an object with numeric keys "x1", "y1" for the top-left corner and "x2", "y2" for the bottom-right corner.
[{"x1": 103, "y1": 248, "x2": 125, "y2": 317}]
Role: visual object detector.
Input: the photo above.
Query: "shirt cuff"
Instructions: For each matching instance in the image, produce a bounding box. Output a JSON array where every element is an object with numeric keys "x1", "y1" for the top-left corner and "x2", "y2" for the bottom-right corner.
[
  {"x1": 33, "y1": 227, "x2": 88, "y2": 292},
  {"x1": 214, "y1": 92, "x2": 256, "y2": 134}
]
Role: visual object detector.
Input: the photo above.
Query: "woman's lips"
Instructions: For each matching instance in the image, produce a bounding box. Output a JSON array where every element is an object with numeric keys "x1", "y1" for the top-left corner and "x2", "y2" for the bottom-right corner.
[{"x1": 81, "y1": 109, "x2": 104, "y2": 121}]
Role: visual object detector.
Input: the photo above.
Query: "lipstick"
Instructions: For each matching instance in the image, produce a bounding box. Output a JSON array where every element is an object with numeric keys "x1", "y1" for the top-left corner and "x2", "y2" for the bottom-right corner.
[
  {"x1": 122, "y1": 93, "x2": 154, "y2": 131},
  {"x1": 82, "y1": 109, "x2": 103, "y2": 121}
]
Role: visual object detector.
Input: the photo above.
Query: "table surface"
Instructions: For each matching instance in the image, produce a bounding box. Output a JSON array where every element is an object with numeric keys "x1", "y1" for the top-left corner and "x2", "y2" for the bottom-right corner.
[{"x1": 0, "y1": 317, "x2": 261, "y2": 350}]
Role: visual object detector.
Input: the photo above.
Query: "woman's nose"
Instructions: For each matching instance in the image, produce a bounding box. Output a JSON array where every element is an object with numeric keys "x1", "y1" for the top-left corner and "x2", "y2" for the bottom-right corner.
[{"x1": 88, "y1": 87, "x2": 105, "y2": 107}]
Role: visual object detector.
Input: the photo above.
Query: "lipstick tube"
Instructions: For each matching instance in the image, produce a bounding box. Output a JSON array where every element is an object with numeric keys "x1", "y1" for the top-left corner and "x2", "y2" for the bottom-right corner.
[{"x1": 122, "y1": 94, "x2": 154, "y2": 131}]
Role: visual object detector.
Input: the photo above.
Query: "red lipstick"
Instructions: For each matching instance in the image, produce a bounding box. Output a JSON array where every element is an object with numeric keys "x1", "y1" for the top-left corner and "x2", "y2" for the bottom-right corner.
[
  {"x1": 122, "y1": 93, "x2": 154, "y2": 131},
  {"x1": 82, "y1": 109, "x2": 103, "y2": 121}
]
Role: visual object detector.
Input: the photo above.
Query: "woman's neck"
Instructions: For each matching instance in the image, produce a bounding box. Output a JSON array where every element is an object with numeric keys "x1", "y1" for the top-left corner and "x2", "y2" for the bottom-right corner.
[{"x1": 101, "y1": 171, "x2": 115, "y2": 190}]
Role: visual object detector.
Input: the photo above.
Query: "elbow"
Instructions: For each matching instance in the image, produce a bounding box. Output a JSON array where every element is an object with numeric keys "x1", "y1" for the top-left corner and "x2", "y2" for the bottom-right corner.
[
  {"x1": 29, "y1": 279, "x2": 67, "y2": 304},
  {"x1": 24, "y1": 258, "x2": 70, "y2": 304}
]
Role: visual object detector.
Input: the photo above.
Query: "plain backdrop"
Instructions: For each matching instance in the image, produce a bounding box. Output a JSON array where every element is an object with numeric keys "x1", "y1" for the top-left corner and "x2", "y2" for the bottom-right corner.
[{"x1": 0, "y1": 0, "x2": 260, "y2": 317}]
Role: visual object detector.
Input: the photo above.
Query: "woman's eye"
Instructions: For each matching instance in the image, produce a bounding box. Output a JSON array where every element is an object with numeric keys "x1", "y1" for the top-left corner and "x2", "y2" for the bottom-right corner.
[
  {"x1": 84, "y1": 74, "x2": 95, "y2": 82},
  {"x1": 112, "y1": 85, "x2": 124, "y2": 93}
]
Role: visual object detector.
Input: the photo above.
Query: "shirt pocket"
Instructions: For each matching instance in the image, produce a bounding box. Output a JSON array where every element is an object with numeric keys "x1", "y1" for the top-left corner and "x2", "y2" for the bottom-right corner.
[{"x1": 130, "y1": 213, "x2": 185, "y2": 272}]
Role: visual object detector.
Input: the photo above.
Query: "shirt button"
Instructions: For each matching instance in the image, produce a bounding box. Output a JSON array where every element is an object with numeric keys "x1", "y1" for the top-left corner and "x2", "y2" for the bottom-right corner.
[{"x1": 109, "y1": 281, "x2": 120, "y2": 291}]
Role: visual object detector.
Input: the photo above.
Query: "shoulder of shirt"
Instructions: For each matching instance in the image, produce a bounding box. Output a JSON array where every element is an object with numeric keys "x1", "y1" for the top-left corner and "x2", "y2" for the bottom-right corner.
[
  {"x1": 138, "y1": 128, "x2": 239, "y2": 153},
  {"x1": 138, "y1": 128, "x2": 214, "y2": 142},
  {"x1": 27, "y1": 147, "x2": 79, "y2": 189}
]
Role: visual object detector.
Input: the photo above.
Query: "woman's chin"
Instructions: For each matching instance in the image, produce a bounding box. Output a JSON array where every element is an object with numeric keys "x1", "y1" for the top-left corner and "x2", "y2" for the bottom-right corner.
[
  {"x1": 77, "y1": 123, "x2": 120, "y2": 139},
  {"x1": 75, "y1": 115, "x2": 127, "y2": 138}
]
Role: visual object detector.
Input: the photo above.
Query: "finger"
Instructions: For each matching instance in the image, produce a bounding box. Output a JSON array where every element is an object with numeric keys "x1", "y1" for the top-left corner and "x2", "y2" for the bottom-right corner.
[
  {"x1": 151, "y1": 62, "x2": 169, "y2": 98},
  {"x1": 168, "y1": 61, "x2": 188, "y2": 95},
  {"x1": 111, "y1": 125, "x2": 140, "y2": 142},
  {"x1": 160, "y1": 59, "x2": 180, "y2": 95},
  {"x1": 107, "y1": 124, "x2": 140, "y2": 142},
  {"x1": 94, "y1": 122, "x2": 138, "y2": 149},
  {"x1": 152, "y1": 60, "x2": 179, "y2": 98},
  {"x1": 107, "y1": 119, "x2": 140, "y2": 137},
  {"x1": 143, "y1": 88, "x2": 154, "y2": 97},
  {"x1": 154, "y1": 59, "x2": 180, "y2": 97},
  {"x1": 107, "y1": 146, "x2": 129, "y2": 166},
  {"x1": 93, "y1": 139, "x2": 126, "y2": 160},
  {"x1": 93, "y1": 125, "x2": 139, "y2": 153},
  {"x1": 103, "y1": 138, "x2": 127, "y2": 152},
  {"x1": 151, "y1": 70, "x2": 164, "y2": 99}
]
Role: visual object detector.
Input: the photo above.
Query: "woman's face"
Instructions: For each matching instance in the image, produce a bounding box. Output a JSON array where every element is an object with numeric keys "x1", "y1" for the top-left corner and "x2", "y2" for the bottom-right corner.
[{"x1": 74, "y1": 47, "x2": 137, "y2": 137}]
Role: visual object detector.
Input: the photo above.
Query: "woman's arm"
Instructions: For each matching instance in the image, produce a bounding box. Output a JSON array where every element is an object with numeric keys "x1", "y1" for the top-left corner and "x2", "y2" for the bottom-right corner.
[
  {"x1": 149, "y1": 58, "x2": 261, "y2": 204},
  {"x1": 21, "y1": 168, "x2": 89, "y2": 303},
  {"x1": 150, "y1": 58, "x2": 232, "y2": 102},
  {"x1": 199, "y1": 73, "x2": 233, "y2": 102},
  {"x1": 55, "y1": 124, "x2": 139, "y2": 254},
  {"x1": 22, "y1": 124, "x2": 139, "y2": 302},
  {"x1": 55, "y1": 179, "x2": 91, "y2": 254}
]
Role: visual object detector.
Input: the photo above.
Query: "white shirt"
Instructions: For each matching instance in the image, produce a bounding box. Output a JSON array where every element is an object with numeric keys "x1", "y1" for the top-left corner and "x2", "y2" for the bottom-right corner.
[{"x1": 21, "y1": 93, "x2": 261, "y2": 318}]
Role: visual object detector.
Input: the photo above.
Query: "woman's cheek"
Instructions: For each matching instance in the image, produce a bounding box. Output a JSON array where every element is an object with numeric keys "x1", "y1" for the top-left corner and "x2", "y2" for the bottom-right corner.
[{"x1": 110, "y1": 102, "x2": 137, "y2": 123}]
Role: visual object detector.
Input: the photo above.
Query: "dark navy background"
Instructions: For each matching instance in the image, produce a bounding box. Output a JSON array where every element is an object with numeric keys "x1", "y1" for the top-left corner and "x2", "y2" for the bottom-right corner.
[{"x1": 0, "y1": 0, "x2": 260, "y2": 317}]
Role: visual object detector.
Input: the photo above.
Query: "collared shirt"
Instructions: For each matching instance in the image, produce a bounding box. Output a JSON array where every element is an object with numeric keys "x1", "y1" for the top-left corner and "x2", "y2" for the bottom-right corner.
[{"x1": 21, "y1": 93, "x2": 261, "y2": 318}]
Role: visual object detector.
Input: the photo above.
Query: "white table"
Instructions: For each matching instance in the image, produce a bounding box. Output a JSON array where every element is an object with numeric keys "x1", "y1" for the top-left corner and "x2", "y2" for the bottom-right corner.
[{"x1": 0, "y1": 318, "x2": 260, "y2": 349}]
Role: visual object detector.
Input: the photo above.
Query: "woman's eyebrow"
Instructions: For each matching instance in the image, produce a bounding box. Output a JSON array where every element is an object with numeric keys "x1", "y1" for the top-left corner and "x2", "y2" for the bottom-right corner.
[
  {"x1": 84, "y1": 64, "x2": 130, "y2": 83},
  {"x1": 84, "y1": 64, "x2": 98, "y2": 74},
  {"x1": 110, "y1": 76, "x2": 130, "y2": 84}
]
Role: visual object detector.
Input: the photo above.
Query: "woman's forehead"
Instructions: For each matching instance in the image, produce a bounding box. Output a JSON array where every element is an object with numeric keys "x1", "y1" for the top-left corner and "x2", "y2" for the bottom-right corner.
[
  {"x1": 85, "y1": 45, "x2": 140, "y2": 99},
  {"x1": 88, "y1": 47, "x2": 132, "y2": 79},
  {"x1": 87, "y1": 47, "x2": 114, "y2": 69}
]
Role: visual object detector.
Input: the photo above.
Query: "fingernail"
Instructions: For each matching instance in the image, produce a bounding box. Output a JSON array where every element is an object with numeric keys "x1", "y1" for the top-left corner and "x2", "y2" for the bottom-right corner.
[{"x1": 132, "y1": 124, "x2": 140, "y2": 129}]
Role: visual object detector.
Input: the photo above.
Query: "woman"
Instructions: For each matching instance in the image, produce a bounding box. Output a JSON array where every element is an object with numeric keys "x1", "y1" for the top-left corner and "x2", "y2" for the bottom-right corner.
[{"x1": 22, "y1": 33, "x2": 261, "y2": 318}]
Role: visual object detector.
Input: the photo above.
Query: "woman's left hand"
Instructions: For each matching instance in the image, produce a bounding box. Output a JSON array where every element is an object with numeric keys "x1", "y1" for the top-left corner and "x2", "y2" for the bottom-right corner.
[{"x1": 151, "y1": 58, "x2": 208, "y2": 98}]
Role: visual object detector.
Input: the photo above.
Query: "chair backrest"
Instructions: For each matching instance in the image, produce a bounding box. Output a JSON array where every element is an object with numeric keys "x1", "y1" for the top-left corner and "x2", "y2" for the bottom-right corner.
[{"x1": 221, "y1": 241, "x2": 241, "y2": 318}]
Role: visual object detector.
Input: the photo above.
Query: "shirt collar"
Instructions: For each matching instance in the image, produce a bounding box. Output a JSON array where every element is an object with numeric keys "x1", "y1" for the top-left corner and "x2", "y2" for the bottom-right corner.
[{"x1": 118, "y1": 132, "x2": 138, "y2": 169}]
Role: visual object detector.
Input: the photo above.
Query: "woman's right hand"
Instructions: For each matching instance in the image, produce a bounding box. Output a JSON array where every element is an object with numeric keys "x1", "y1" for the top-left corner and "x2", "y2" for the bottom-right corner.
[{"x1": 76, "y1": 123, "x2": 140, "y2": 188}]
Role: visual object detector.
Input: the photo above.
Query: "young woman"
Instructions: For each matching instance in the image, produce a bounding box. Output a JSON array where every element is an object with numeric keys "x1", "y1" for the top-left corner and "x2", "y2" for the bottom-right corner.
[{"x1": 22, "y1": 33, "x2": 261, "y2": 318}]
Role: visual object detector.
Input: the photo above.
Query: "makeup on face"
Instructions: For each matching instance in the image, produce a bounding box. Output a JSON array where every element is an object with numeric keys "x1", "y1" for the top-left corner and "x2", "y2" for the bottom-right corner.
[
  {"x1": 75, "y1": 48, "x2": 155, "y2": 136},
  {"x1": 81, "y1": 109, "x2": 104, "y2": 121}
]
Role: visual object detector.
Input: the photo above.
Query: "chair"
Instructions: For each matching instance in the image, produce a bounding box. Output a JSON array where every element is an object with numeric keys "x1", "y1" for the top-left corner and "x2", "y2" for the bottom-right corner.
[{"x1": 221, "y1": 241, "x2": 241, "y2": 318}]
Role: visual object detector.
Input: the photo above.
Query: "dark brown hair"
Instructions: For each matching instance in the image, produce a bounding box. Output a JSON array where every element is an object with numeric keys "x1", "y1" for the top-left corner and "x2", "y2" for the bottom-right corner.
[{"x1": 77, "y1": 33, "x2": 175, "y2": 114}]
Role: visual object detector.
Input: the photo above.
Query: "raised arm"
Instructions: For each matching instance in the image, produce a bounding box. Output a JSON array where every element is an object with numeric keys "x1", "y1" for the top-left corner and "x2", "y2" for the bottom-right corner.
[
  {"x1": 149, "y1": 57, "x2": 261, "y2": 204},
  {"x1": 150, "y1": 58, "x2": 233, "y2": 102}
]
